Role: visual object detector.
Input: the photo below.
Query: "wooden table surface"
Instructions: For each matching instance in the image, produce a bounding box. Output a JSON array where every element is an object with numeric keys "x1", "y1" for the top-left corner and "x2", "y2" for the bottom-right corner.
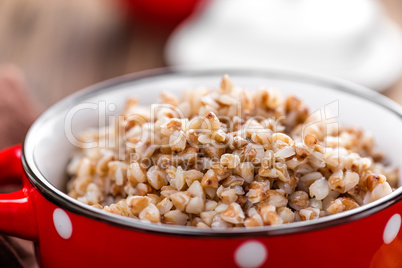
[{"x1": 0, "y1": 0, "x2": 401, "y2": 267}]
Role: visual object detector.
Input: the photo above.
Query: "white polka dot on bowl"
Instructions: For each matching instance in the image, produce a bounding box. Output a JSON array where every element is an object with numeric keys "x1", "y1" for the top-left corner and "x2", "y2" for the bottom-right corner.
[
  {"x1": 383, "y1": 214, "x2": 401, "y2": 244},
  {"x1": 234, "y1": 240, "x2": 267, "y2": 268},
  {"x1": 53, "y1": 208, "x2": 73, "y2": 239}
]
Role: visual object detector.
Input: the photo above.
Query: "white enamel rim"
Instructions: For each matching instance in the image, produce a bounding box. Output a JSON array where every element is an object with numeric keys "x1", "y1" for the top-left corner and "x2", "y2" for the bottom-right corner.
[{"x1": 22, "y1": 67, "x2": 402, "y2": 237}]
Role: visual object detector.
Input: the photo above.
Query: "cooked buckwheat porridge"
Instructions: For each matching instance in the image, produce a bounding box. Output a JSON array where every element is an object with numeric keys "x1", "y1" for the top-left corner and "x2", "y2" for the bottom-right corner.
[{"x1": 67, "y1": 75, "x2": 398, "y2": 228}]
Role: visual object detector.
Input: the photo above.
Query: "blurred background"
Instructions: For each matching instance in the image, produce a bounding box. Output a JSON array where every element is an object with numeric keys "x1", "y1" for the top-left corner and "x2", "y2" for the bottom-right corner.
[
  {"x1": 0, "y1": 0, "x2": 401, "y2": 267},
  {"x1": 0, "y1": 0, "x2": 401, "y2": 108}
]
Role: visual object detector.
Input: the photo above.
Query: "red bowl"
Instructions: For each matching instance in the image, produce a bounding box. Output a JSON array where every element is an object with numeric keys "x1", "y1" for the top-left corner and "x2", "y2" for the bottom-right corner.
[
  {"x1": 1, "y1": 68, "x2": 402, "y2": 267},
  {"x1": 120, "y1": 0, "x2": 203, "y2": 29}
]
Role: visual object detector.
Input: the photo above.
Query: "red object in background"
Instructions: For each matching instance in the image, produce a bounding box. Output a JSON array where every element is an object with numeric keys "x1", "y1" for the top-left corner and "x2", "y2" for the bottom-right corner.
[
  {"x1": 0, "y1": 144, "x2": 401, "y2": 267},
  {"x1": 121, "y1": 0, "x2": 203, "y2": 30}
]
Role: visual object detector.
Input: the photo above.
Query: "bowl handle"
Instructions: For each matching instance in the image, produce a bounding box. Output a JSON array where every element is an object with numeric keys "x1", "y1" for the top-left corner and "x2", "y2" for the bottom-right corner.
[{"x1": 0, "y1": 145, "x2": 38, "y2": 240}]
